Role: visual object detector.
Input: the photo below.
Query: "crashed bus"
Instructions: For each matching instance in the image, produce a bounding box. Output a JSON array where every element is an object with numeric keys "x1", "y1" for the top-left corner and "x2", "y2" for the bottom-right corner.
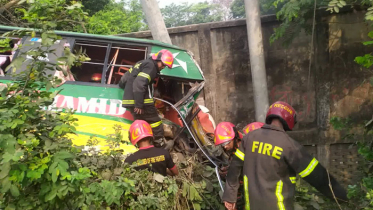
[{"x1": 0, "y1": 25, "x2": 226, "y2": 188}]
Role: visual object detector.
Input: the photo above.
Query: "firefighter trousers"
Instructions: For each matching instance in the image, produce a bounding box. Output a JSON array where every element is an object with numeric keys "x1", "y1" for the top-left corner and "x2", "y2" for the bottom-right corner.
[{"x1": 128, "y1": 105, "x2": 165, "y2": 147}]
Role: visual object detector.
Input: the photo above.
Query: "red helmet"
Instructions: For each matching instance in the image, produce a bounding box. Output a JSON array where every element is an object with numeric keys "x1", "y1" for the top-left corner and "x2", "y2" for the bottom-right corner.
[
  {"x1": 151, "y1": 49, "x2": 174, "y2": 69},
  {"x1": 266, "y1": 101, "x2": 297, "y2": 131},
  {"x1": 129, "y1": 120, "x2": 154, "y2": 146},
  {"x1": 243, "y1": 122, "x2": 264, "y2": 135},
  {"x1": 214, "y1": 122, "x2": 243, "y2": 146}
]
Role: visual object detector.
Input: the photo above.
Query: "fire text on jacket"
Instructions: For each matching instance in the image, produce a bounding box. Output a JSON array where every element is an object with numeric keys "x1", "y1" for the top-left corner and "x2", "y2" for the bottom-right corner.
[{"x1": 252, "y1": 141, "x2": 283, "y2": 159}]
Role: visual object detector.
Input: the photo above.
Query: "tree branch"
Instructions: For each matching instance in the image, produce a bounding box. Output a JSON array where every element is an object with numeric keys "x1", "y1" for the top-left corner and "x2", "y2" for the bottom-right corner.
[
  {"x1": 80, "y1": 22, "x2": 87, "y2": 33},
  {"x1": 0, "y1": 12, "x2": 14, "y2": 25},
  {"x1": 0, "y1": 0, "x2": 21, "y2": 15}
]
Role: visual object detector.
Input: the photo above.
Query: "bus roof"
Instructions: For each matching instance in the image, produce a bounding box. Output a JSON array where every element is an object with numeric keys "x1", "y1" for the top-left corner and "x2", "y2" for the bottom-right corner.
[
  {"x1": 0, "y1": 25, "x2": 204, "y2": 81},
  {"x1": 0, "y1": 25, "x2": 184, "y2": 51}
]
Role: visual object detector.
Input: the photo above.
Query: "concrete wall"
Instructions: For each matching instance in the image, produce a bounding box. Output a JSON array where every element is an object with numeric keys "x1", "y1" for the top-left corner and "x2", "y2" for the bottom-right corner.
[{"x1": 120, "y1": 11, "x2": 373, "y2": 185}]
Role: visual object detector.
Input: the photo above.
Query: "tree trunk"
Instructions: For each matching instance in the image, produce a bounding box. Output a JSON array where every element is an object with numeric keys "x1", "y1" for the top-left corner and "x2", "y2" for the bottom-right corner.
[
  {"x1": 140, "y1": 0, "x2": 172, "y2": 44},
  {"x1": 244, "y1": 0, "x2": 269, "y2": 122}
]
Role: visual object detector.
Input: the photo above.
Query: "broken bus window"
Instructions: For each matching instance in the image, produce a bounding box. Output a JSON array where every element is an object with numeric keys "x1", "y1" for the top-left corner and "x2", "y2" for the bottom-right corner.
[{"x1": 70, "y1": 41, "x2": 147, "y2": 84}]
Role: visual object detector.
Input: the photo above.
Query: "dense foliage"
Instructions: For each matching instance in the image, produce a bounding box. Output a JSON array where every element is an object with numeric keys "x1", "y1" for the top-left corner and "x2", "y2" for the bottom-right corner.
[
  {"x1": 83, "y1": 0, "x2": 145, "y2": 35},
  {"x1": 0, "y1": 1, "x2": 225, "y2": 209},
  {"x1": 0, "y1": 0, "x2": 232, "y2": 34}
]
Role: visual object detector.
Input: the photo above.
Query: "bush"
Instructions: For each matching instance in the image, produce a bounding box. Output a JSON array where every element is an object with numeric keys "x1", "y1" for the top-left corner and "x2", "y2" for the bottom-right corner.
[{"x1": 0, "y1": 1, "x2": 224, "y2": 209}]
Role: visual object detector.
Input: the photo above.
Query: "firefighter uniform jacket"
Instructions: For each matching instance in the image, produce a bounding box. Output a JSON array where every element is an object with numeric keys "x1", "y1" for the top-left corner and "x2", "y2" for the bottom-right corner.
[
  {"x1": 119, "y1": 58, "x2": 159, "y2": 109},
  {"x1": 222, "y1": 124, "x2": 347, "y2": 210}
]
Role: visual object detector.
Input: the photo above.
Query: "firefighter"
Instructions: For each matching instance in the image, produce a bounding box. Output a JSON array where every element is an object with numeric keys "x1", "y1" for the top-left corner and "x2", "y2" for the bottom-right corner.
[
  {"x1": 214, "y1": 122, "x2": 242, "y2": 179},
  {"x1": 222, "y1": 101, "x2": 347, "y2": 210},
  {"x1": 125, "y1": 120, "x2": 179, "y2": 176},
  {"x1": 214, "y1": 122, "x2": 263, "y2": 210},
  {"x1": 119, "y1": 49, "x2": 174, "y2": 148},
  {"x1": 214, "y1": 122, "x2": 243, "y2": 155},
  {"x1": 214, "y1": 122, "x2": 264, "y2": 155}
]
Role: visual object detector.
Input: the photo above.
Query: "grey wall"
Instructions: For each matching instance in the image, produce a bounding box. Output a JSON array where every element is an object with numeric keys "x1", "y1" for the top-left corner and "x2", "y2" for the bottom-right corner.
[{"x1": 120, "y1": 11, "x2": 373, "y2": 185}]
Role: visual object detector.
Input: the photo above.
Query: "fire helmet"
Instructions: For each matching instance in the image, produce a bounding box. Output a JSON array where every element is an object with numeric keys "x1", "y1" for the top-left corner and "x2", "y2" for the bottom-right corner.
[
  {"x1": 214, "y1": 122, "x2": 243, "y2": 146},
  {"x1": 265, "y1": 101, "x2": 297, "y2": 131},
  {"x1": 151, "y1": 49, "x2": 174, "y2": 69},
  {"x1": 129, "y1": 120, "x2": 154, "y2": 146},
  {"x1": 243, "y1": 122, "x2": 264, "y2": 135}
]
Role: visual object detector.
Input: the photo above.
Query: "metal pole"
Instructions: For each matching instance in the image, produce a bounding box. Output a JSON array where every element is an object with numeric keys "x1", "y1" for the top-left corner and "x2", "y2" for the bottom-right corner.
[
  {"x1": 244, "y1": 0, "x2": 269, "y2": 122},
  {"x1": 140, "y1": 0, "x2": 172, "y2": 45}
]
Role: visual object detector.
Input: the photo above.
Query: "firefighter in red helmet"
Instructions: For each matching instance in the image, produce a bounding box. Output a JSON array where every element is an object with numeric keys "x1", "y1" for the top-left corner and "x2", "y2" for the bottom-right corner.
[
  {"x1": 214, "y1": 122, "x2": 243, "y2": 155},
  {"x1": 214, "y1": 122, "x2": 264, "y2": 154},
  {"x1": 214, "y1": 122, "x2": 243, "y2": 179},
  {"x1": 222, "y1": 101, "x2": 347, "y2": 210},
  {"x1": 125, "y1": 120, "x2": 178, "y2": 176},
  {"x1": 119, "y1": 49, "x2": 175, "y2": 148},
  {"x1": 214, "y1": 122, "x2": 263, "y2": 210}
]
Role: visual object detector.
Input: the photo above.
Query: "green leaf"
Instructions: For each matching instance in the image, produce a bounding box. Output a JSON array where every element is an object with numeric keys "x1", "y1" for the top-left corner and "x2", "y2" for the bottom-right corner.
[
  {"x1": 40, "y1": 183, "x2": 51, "y2": 195},
  {"x1": 45, "y1": 189, "x2": 57, "y2": 201},
  {"x1": 202, "y1": 169, "x2": 214, "y2": 178},
  {"x1": 41, "y1": 32, "x2": 49, "y2": 46},
  {"x1": 1, "y1": 178, "x2": 11, "y2": 193},
  {"x1": 0, "y1": 162, "x2": 11, "y2": 179},
  {"x1": 310, "y1": 201, "x2": 320, "y2": 209},
  {"x1": 182, "y1": 183, "x2": 189, "y2": 197},
  {"x1": 363, "y1": 41, "x2": 373, "y2": 46},
  {"x1": 294, "y1": 203, "x2": 305, "y2": 210},
  {"x1": 49, "y1": 162, "x2": 58, "y2": 174},
  {"x1": 18, "y1": 164, "x2": 27, "y2": 171},
  {"x1": 193, "y1": 203, "x2": 201, "y2": 210},
  {"x1": 354, "y1": 54, "x2": 373, "y2": 68},
  {"x1": 189, "y1": 185, "x2": 195, "y2": 201},
  {"x1": 2, "y1": 153, "x2": 13, "y2": 163},
  {"x1": 46, "y1": 81, "x2": 52, "y2": 91},
  {"x1": 57, "y1": 57, "x2": 68, "y2": 63},
  {"x1": 52, "y1": 169, "x2": 58, "y2": 183},
  {"x1": 5, "y1": 204, "x2": 16, "y2": 210},
  {"x1": 27, "y1": 169, "x2": 43, "y2": 180},
  {"x1": 5, "y1": 57, "x2": 24, "y2": 72},
  {"x1": 1, "y1": 151, "x2": 23, "y2": 163},
  {"x1": 368, "y1": 31, "x2": 373, "y2": 39},
  {"x1": 57, "y1": 184, "x2": 68, "y2": 193},
  {"x1": 10, "y1": 184, "x2": 20, "y2": 197},
  {"x1": 54, "y1": 151, "x2": 74, "y2": 160},
  {"x1": 334, "y1": 6, "x2": 339, "y2": 13},
  {"x1": 58, "y1": 160, "x2": 69, "y2": 169},
  {"x1": 0, "y1": 85, "x2": 8, "y2": 98}
]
